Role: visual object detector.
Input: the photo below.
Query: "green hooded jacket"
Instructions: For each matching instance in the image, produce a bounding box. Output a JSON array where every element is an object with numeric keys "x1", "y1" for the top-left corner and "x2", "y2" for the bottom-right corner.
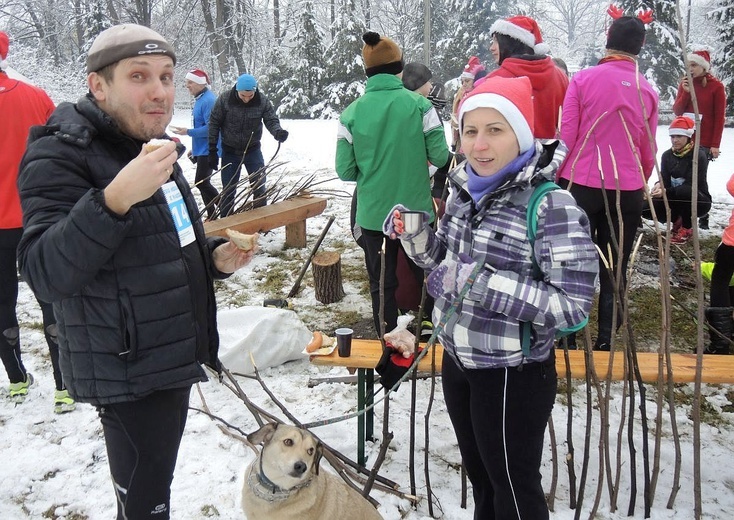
[{"x1": 336, "y1": 74, "x2": 450, "y2": 231}]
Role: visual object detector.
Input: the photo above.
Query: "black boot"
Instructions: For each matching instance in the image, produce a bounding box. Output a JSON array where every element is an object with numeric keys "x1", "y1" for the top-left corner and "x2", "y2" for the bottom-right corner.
[{"x1": 704, "y1": 307, "x2": 734, "y2": 354}]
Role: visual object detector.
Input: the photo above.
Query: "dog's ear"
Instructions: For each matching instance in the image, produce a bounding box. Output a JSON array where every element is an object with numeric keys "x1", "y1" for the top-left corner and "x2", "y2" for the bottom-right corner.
[
  {"x1": 247, "y1": 422, "x2": 279, "y2": 446},
  {"x1": 312, "y1": 442, "x2": 323, "y2": 476}
]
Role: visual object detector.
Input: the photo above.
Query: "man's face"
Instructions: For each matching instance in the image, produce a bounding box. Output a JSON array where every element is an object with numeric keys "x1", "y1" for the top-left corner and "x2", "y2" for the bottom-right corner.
[
  {"x1": 88, "y1": 55, "x2": 175, "y2": 141},
  {"x1": 185, "y1": 79, "x2": 206, "y2": 97},
  {"x1": 238, "y1": 90, "x2": 255, "y2": 103}
]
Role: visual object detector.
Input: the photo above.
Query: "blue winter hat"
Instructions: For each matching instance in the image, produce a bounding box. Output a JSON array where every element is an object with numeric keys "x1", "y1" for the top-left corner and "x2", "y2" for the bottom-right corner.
[{"x1": 236, "y1": 74, "x2": 257, "y2": 91}]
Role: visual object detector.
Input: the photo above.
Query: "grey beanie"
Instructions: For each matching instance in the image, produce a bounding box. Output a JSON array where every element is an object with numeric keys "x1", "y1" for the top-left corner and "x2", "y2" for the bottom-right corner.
[
  {"x1": 402, "y1": 63, "x2": 432, "y2": 91},
  {"x1": 86, "y1": 24, "x2": 176, "y2": 73}
]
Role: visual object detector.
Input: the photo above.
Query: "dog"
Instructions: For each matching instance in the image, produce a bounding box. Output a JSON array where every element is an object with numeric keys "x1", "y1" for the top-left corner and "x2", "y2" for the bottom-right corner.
[{"x1": 241, "y1": 423, "x2": 383, "y2": 519}]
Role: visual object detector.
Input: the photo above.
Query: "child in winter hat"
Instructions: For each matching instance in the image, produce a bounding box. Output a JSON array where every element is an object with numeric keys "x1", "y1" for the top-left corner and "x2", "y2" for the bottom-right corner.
[
  {"x1": 0, "y1": 31, "x2": 8, "y2": 71},
  {"x1": 402, "y1": 62, "x2": 432, "y2": 92},
  {"x1": 490, "y1": 15, "x2": 551, "y2": 56},
  {"x1": 362, "y1": 31, "x2": 403, "y2": 77},
  {"x1": 86, "y1": 24, "x2": 176, "y2": 73},
  {"x1": 458, "y1": 75, "x2": 535, "y2": 154},
  {"x1": 669, "y1": 116, "x2": 696, "y2": 138}
]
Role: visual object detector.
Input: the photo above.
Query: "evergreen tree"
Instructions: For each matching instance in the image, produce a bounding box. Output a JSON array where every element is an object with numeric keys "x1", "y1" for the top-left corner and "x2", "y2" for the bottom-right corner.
[
  {"x1": 617, "y1": 0, "x2": 683, "y2": 104},
  {"x1": 320, "y1": 0, "x2": 366, "y2": 117},
  {"x1": 79, "y1": 2, "x2": 111, "y2": 70},
  {"x1": 709, "y1": 0, "x2": 734, "y2": 114}
]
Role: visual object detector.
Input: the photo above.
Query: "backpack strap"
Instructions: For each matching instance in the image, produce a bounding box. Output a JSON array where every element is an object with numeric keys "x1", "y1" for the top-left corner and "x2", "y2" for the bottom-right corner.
[{"x1": 521, "y1": 181, "x2": 559, "y2": 357}]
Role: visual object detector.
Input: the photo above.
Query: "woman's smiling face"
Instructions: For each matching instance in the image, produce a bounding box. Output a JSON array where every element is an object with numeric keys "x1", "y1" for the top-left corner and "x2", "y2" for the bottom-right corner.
[{"x1": 461, "y1": 107, "x2": 520, "y2": 177}]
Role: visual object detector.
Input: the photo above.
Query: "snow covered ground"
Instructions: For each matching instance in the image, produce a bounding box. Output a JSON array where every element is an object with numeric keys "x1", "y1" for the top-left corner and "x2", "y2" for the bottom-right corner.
[{"x1": 2, "y1": 115, "x2": 734, "y2": 519}]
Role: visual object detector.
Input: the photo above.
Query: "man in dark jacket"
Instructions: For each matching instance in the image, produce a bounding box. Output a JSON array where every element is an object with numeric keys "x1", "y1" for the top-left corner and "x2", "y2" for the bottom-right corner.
[
  {"x1": 208, "y1": 73, "x2": 288, "y2": 214},
  {"x1": 16, "y1": 24, "x2": 254, "y2": 520}
]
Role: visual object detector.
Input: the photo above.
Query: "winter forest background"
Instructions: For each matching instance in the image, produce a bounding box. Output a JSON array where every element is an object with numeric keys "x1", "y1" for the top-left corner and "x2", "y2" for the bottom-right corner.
[{"x1": 2, "y1": 0, "x2": 734, "y2": 118}]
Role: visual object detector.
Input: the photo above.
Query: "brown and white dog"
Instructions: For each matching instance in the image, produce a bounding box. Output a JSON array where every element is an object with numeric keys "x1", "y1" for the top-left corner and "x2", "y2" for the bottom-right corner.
[{"x1": 242, "y1": 423, "x2": 383, "y2": 520}]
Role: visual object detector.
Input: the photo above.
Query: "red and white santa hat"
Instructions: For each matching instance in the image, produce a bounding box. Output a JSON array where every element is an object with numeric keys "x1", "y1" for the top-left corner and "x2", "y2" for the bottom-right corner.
[
  {"x1": 458, "y1": 76, "x2": 535, "y2": 153},
  {"x1": 688, "y1": 48, "x2": 711, "y2": 72},
  {"x1": 0, "y1": 31, "x2": 9, "y2": 70},
  {"x1": 490, "y1": 15, "x2": 551, "y2": 56},
  {"x1": 185, "y1": 68, "x2": 210, "y2": 85},
  {"x1": 460, "y1": 56, "x2": 484, "y2": 79},
  {"x1": 668, "y1": 116, "x2": 695, "y2": 138}
]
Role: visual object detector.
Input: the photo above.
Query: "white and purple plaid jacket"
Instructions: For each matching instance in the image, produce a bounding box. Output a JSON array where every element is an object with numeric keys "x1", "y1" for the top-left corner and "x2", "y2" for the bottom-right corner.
[{"x1": 402, "y1": 140, "x2": 599, "y2": 369}]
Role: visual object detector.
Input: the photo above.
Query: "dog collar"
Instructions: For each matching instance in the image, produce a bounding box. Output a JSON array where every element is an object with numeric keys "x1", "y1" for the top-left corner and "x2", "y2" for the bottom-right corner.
[{"x1": 247, "y1": 455, "x2": 313, "y2": 503}]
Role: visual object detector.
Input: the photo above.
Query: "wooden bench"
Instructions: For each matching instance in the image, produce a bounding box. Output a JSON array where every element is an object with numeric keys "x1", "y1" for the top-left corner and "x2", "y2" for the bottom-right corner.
[
  {"x1": 311, "y1": 339, "x2": 734, "y2": 464},
  {"x1": 203, "y1": 195, "x2": 327, "y2": 248}
]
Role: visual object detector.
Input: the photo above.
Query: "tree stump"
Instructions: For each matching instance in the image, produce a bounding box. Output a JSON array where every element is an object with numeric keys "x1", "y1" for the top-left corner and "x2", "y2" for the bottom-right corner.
[{"x1": 312, "y1": 251, "x2": 345, "y2": 304}]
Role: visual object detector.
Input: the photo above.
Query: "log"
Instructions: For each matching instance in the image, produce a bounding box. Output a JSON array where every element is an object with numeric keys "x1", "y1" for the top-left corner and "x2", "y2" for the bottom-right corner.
[{"x1": 312, "y1": 251, "x2": 345, "y2": 304}]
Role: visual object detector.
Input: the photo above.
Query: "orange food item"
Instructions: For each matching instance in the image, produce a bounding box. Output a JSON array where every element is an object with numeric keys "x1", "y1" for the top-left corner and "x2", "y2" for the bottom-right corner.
[{"x1": 306, "y1": 331, "x2": 323, "y2": 353}]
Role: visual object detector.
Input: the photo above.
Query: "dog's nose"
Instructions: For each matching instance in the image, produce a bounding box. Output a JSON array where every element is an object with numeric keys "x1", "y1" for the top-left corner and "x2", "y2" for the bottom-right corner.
[{"x1": 293, "y1": 461, "x2": 307, "y2": 474}]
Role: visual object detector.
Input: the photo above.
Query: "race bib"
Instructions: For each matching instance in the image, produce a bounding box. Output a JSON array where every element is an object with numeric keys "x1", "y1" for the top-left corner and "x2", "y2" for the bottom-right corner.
[{"x1": 162, "y1": 181, "x2": 195, "y2": 247}]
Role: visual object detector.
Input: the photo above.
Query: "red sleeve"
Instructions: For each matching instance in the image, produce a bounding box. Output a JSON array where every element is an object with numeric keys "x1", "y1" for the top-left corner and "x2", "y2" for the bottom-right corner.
[
  {"x1": 710, "y1": 80, "x2": 727, "y2": 148},
  {"x1": 672, "y1": 83, "x2": 690, "y2": 116}
]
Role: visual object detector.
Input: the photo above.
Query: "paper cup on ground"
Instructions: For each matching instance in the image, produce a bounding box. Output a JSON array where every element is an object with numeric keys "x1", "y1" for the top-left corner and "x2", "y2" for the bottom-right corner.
[
  {"x1": 335, "y1": 328, "x2": 353, "y2": 357},
  {"x1": 401, "y1": 211, "x2": 423, "y2": 234}
]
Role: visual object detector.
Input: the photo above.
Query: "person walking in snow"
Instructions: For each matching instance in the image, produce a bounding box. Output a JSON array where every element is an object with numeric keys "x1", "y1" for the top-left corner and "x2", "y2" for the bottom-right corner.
[
  {"x1": 208, "y1": 73, "x2": 288, "y2": 214},
  {"x1": 16, "y1": 24, "x2": 254, "y2": 519},
  {"x1": 170, "y1": 68, "x2": 220, "y2": 220},
  {"x1": 0, "y1": 30, "x2": 75, "y2": 413}
]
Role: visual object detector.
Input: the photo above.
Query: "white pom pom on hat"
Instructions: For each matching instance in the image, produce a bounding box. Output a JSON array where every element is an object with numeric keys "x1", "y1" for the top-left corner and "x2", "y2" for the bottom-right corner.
[
  {"x1": 490, "y1": 15, "x2": 550, "y2": 56},
  {"x1": 458, "y1": 76, "x2": 535, "y2": 154}
]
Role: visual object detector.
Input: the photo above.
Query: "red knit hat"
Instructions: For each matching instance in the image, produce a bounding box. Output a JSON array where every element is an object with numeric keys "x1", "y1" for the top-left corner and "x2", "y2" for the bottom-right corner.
[
  {"x1": 458, "y1": 76, "x2": 535, "y2": 153},
  {"x1": 460, "y1": 56, "x2": 485, "y2": 79},
  {"x1": 688, "y1": 49, "x2": 711, "y2": 72},
  {"x1": 669, "y1": 116, "x2": 695, "y2": 138},
  {"x1": 490, "y1": 15, "x2": 550, "y2": 56},
  {"x1": 0, "y1": 31, "x2": 9, "y2": 70},
  {"x1": 185, "y1": 69, "x2": 210, "y2": 85}
]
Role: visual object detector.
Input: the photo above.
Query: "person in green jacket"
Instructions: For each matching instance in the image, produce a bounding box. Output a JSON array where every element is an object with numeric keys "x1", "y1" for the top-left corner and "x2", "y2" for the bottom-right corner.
[{"x1": 336, "y1": 31, "x2": 450, "y2": 337}]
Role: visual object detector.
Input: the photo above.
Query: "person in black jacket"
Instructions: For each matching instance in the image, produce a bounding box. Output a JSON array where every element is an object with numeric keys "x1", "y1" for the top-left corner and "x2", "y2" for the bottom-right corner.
[
  {"x1": 16, "y1": 24, "x2": 254, "y2": 520},
  {"x1": 642, "y1": 115, "x2": 711, "y2": 244},
  {"x1": 208, "y1": 73, "x2": 288, "y2": 215}
]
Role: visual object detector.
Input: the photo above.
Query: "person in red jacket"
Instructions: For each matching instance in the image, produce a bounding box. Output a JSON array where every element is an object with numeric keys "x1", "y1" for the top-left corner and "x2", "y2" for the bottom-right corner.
[
  {"x1": 673, "y1": 48, "x2": 726, "y2": 229},
  {"x1": 488, "y1": 15, "x2": 568, "y2": 139},
  {"x1": 0, "y1": 31, "x2": 75, "y2": 411}
]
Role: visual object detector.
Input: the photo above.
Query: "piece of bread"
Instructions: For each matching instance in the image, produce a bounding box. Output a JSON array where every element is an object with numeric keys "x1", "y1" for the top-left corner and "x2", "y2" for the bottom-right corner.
[
  {"x1": 306, "y1": 331, "x2": 323, "y2": 353},
  {"x1": 225, "y1": 229, "x2": 259, "y2": 251},
  {"x1": 143, "y1": 139, "x2": 170, "y2": 153}
]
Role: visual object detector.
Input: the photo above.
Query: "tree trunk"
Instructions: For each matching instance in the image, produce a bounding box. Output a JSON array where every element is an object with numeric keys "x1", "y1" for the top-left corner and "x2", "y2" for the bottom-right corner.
[{"x1": 312, "y1": 251, "x2": 345, "y2": 304}]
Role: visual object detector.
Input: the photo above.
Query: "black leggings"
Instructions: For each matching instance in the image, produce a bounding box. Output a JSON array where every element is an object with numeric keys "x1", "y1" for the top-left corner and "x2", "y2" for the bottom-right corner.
[
  {"x1": 0, "y1": 228, "x2": 62, "y2": 388},
  {"x1": 711, "y1": 243, "x2": 734, "y2": 307},
  {"x1": 194, "y1": 158, "x2": 219, "y2": 219},
  {"x1": 98, "y1": 386, "x2": 191, "y2": 520},
  {"x1": 442, "y1": 351, "x2": 557, "y2": 519},
  {"x1": 560, "y1": 181, "x2": 643, "y2": 344}
]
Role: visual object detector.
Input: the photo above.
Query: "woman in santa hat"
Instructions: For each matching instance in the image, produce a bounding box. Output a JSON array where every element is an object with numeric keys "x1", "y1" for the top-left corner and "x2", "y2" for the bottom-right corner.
[
  {"x1": 673, "y1": 48, "x2": 726, "y2": 162},
  {"x1": 384, "y1": 76, "x2": 598, "y2": 519},
  {"x1": 487, "y1": 15, "x2": 568, "y2": 139},
  {"x1": 642, "y1": 116, "x2": 711, "y2": 244},
  {"x1": 451, "y1": 56, "x2": 485, "y2": 150}
]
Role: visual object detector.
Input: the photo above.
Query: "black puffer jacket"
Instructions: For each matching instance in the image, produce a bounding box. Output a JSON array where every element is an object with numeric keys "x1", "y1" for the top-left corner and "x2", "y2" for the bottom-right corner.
[
  {"x1": 17, "y1": 94, "x2": 229, "y2": 405},
  {"x1": 208, "y1": 88, "x2": 282, "y2": 155}
]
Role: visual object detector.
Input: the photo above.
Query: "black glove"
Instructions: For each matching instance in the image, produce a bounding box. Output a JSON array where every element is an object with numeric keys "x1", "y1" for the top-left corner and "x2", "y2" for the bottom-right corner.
[
  {"x1": 275, "y1": 129, "x2": 289, "y2": 143},
  {"x1": 208, "y1": 153, "x2": 219, "y2": 170}
]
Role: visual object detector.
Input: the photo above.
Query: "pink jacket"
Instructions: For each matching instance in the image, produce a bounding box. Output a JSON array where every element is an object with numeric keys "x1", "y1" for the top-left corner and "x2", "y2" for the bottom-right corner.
[
  {"x1": 724, "y1": 173, "x2": 734, "y2": 247},
  {"x1": 557, "y1": 59, "x2": 658, "y2": 191}
]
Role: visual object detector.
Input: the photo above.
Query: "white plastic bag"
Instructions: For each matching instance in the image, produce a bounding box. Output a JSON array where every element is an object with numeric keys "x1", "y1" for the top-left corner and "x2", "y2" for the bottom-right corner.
[{"x1": 383, "y1": 314, "x2": 416, "y2": 358}]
